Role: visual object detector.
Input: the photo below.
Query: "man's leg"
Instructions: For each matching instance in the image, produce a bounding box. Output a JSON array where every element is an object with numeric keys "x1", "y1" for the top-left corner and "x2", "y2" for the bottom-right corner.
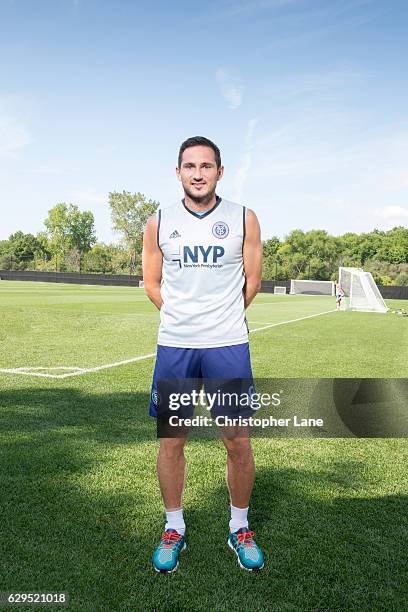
[
  {"x1": 200, "y1": 344, "x2": 257, "y2": 531},
  {"x1": 220, "y1": 427, "x2": 264, "y2": 570},
  {"x1": 157, "y1": 435, "x2": 188, "y2": 519},
  {"x1": 150, "y1": 346, "x2": 200, "y2": 572},
  {"x1": 151, "y1": 434, "x2": 190, "y2": 573},
  {"x1": 200, "y1": 342, "x2": 265, "y2": 571},
  {"x1": 221, "y1": 429, "x2": 254, "y2": 510}
]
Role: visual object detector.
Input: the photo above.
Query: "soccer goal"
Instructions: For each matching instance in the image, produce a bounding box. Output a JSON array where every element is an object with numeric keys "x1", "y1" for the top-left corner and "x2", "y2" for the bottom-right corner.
[
  {"x1": 138, "y1": 280, "x2": 144, "y2": 288},
  {"x1": 290, "y1": 279, "x2": 335, "y2": 296},
  {"x1": 338, "y1": 267, "x2": 388, "y2": 313},
  {"x1": 274, "y1": 286, "x2": 287, "y2": 295}
]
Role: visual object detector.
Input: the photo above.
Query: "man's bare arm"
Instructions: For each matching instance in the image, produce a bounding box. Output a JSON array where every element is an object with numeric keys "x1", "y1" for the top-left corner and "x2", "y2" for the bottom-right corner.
[
  {"x1": 243, "y1": 209, "x2": 262, "y2": 309},
  {"x1": 142, "y1": 215, "x2": 163, "y2": 310}
]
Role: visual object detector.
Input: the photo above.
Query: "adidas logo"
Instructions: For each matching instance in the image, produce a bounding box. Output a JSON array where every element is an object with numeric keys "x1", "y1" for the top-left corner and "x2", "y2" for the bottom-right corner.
[{"x1": 169, "y1": 229, "x2": 181, "y2": 239}]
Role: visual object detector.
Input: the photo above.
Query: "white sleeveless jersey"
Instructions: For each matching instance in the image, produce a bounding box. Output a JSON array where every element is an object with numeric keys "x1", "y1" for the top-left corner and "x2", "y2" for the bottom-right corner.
[{"x1": 157, "y1": 196, "x2": 248, "y2": 348}]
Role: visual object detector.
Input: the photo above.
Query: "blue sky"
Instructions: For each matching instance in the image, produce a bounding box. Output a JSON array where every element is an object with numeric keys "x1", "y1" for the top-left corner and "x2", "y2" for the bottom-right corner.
[{"x1": 1, "y1": 0, "x2": 407, "y2": 243}]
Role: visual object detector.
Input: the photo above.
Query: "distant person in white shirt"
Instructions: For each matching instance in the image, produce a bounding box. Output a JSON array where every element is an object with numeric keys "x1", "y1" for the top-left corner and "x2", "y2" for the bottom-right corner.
[{"x1": 335, "y1": 280, "x2": 344, "y2": 310}]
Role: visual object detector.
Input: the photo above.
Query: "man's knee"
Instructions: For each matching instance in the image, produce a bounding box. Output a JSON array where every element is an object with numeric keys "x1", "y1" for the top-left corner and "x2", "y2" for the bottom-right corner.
[
  {"x1": 158, "y1": 436, "x2": 187, "y2": 460},
  {"x1": 222, "y1": 433, "x2": 252, "y2": 462}
]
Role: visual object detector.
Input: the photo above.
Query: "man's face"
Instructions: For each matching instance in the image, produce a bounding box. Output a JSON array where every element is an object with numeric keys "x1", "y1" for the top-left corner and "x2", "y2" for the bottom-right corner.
[{"x1": 176, "y1": 145, "x2": 223, "y2": 203}]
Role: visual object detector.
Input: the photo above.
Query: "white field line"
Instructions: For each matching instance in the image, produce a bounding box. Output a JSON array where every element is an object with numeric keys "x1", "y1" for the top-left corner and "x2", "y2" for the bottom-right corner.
[
  {"x1": 0, "y1": 353, "x2": 156, "y2": 379},
  {"x1": 0, "y1": 310, "x2": 335, "y2": 379},
  {"x1": 249, "y1": 309, "x2": 336, "y2": 333},
  {"x1": 251, "y1": 298, "x2": 331, "y2": 306},
  {"x1": 247, "y1": 321, "x2": 272, "y2": 325},
  {"x1": 12, "y1": 366, "x2": 85, "y2": 371}
]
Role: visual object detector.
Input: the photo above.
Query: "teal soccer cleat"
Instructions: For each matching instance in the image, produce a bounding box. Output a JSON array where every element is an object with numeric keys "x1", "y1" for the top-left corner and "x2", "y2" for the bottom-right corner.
[
  {"x1": 228, "y1": 527, "x2": 265, "y2": 571},
  {"x1": 152, "y1": 529, "x2": 186, "y2": 573}
]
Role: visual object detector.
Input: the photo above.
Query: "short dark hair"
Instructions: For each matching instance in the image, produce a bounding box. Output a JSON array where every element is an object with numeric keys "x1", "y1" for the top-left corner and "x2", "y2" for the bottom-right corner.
[{"x1": 178, "y1": 136, "x2": 221, "y2": 168}]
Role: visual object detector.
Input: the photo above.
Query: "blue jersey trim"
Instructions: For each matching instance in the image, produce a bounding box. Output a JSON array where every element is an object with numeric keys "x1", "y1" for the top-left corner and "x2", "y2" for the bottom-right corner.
[{"x1": 182, "y1": 195, "x2": 222, "y2": 219}]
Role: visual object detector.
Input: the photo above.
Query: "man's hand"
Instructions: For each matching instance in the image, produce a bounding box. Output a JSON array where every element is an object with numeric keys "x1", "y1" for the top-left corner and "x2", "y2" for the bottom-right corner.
[
  {"x1": 142, "y1": 214, "x2": 163, "y2": 310},
  {"x1": 243, "y1": 209, "x2": 262, "y2": 309}
]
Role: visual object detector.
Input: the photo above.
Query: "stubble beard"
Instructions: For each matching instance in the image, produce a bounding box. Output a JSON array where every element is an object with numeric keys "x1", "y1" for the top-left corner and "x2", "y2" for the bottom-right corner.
[{"x1": 183, "y1": 183, "x2": 217, "y2": 206}]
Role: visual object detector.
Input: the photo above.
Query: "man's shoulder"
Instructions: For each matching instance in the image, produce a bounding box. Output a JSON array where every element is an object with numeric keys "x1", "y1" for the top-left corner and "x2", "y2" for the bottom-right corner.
[
  {"x1": 219, "y1": 197, "x2": 247, "y2": 213},
  {"x1": 220, "y1": 197, "x2": 244, "y2": 208},
  {"x1": 158, "y1": 201, "x2": 183, "y2": 217}
]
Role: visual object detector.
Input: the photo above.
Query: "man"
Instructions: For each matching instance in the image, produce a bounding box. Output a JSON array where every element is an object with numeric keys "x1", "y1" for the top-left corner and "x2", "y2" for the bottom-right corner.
[
  {"x1": 335, "y1": 279, "x2": 344, "y2": 310},
  {"x1": 142, "y1": 136, "x2": 264, "y2": 573}
]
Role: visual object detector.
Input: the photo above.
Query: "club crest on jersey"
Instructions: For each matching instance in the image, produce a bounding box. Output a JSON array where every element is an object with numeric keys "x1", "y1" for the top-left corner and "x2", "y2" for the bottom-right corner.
[{"x1": 212, "y1": 221, "x2": 229, "y2": 239}]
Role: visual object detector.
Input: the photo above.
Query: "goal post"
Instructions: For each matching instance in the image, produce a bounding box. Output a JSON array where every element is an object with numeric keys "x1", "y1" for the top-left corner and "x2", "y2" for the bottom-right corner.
[
  {"x1": 290, "y1": 279, "x2": 335, "y2": 296},
  {"x1": 274, "y1": 286, "x2": 287, "y2": 295},
  {"x1": 338, "y1": 267, "x2": 388, "y2": 313}
]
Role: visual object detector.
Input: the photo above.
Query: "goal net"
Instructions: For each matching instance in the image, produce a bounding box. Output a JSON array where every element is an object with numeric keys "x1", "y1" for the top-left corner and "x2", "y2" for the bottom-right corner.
[
  {"x1": 138, "y1": 280, "x2": 144, "y2": 288},
  {"x1": 290, "y1": 279, "x2": 335, "y2": 295},
  {"x1": 274, "y1": 286, "x2": 287, "y2": 295},
  {"x1": 338, "y1": 267, "x2": 388, "y2": 313}
]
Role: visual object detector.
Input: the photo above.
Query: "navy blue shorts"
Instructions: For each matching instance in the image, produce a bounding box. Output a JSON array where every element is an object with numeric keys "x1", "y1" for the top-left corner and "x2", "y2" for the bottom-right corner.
[{"x1": 149, "y1": 342, "x2": 255, "y2": 419}]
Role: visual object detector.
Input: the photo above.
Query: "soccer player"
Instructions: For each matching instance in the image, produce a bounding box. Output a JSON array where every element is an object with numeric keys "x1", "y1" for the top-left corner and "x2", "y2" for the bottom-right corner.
[
  {"x1": 335, "y1": 279, "x2": 344, "y2": 310},
  {"x1": 142, "y1": 136, "x2": 264, "y2": 573}
]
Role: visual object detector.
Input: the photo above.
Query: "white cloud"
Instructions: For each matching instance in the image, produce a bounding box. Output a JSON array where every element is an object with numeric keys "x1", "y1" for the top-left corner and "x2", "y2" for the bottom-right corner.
[
  {"x1": 233, "y1": 118, "x2": 258, "y2": 202},
  {"x1": 377, "y1": 206, "x2": 408, "y2": 219},
  {"x1": 216, "y1": 68, "x2": 243, "y2": 109}
]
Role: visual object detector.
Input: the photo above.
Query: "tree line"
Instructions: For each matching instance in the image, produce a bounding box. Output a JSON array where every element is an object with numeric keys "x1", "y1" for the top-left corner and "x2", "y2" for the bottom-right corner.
[
  {"x1": 0, "y1": 192, "x2": 158, "y2": 276},
  {"x1": 1, "y1": 194, "x2": 407, "y2": 285},
  {"x1": 263, "y1": 227, "x2": 408, "y2": 285}
]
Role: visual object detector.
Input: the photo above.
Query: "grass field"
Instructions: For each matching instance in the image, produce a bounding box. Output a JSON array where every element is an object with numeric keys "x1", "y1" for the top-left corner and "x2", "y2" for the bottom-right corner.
[{"x1": 1, "y1": 281, "x2": 408, "y2": 611}]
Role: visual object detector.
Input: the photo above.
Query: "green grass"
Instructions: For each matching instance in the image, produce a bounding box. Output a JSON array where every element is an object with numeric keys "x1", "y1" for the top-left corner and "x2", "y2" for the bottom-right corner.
[{"x1": 1, "y1": 281, "x2": 408, "y2": 611}]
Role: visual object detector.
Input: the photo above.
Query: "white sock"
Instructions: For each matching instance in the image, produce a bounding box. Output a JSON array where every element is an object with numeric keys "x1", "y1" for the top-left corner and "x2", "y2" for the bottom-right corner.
[
  {"x1": 165, "y1": 508, "x2": 185, "y2": 535},
  {"x1": 229, "y1": 505, "x2": 249, "y2": 533}
]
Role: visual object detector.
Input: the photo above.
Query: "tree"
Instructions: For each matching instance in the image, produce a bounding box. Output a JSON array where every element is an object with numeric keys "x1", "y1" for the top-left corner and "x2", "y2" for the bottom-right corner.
[
  {"x1": 378, "y1": 227, "x2": 408, "y2": 264},
  {"x1": 44, "y1": 203, "x2": 71, "y2": 268},
  {"x1": 0, "y1": 239, "x2": 12, "y2": 269},
  {"x1": 8, "y1": 231, "x2": 45, "y2": 269},
  {"x1": 36, "y1": 232, "x2": 52, "y2": 262},
  {"x1": 65, "y1": 247, "x2": 81, "y2": 272},
  {"x1": 262, "y1": 237, "x2": 281, "y2": 279},
  {"x1": 109, "y1": 244, "x2": 130, "y2": 274},
  {"x1": 109, "y1": 191, "x2": 159, "y2": 274},
  {"x1": 275, "y1": 229, "x2": 337, "y2": 279},
  {"x1": 263, "y1": 236, "x2": 280, "y2": 259},
  {"x1": 68, "y1": 207, "x2": 96, "y2": 272},
  {"x1": 44, "y1": 203, "x2": 96, "y2": 271},
  {"x1": 84, "y1": 244, "x2": 113, "y2": 274}
]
